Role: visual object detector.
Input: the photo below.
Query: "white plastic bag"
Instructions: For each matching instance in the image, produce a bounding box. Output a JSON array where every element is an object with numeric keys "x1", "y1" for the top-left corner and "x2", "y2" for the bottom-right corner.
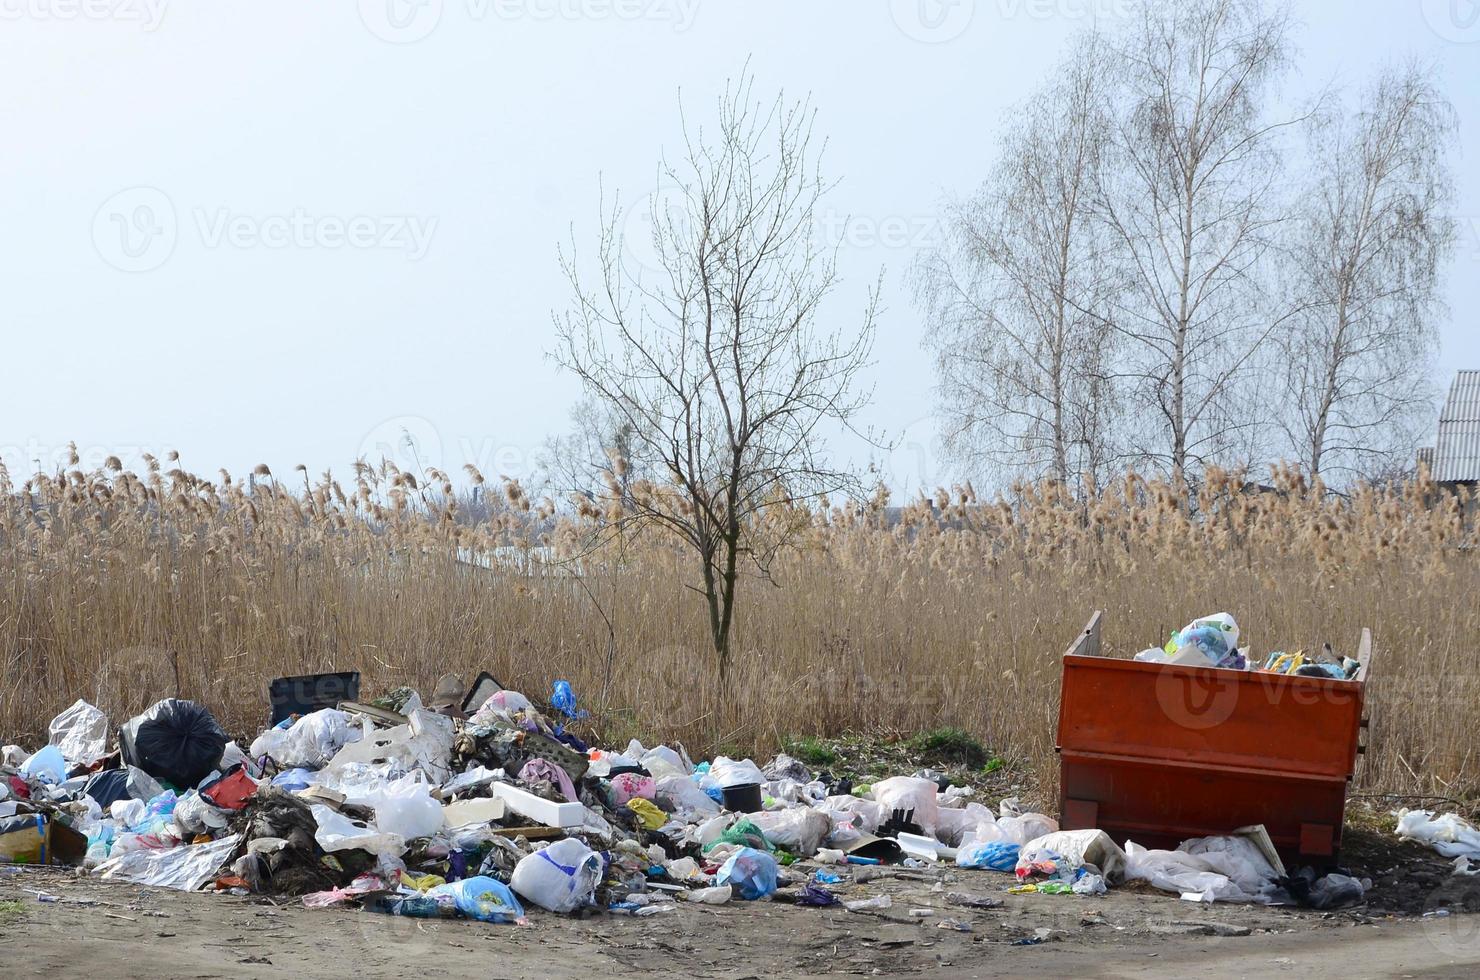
[
  {"x1": 1396, "y1": 809, "x2": 1480, "y2": 861},
  {"x1": 1178, "y1": 830, "x2": 1283, "y2": 894},
  {"x1": 995, "y1": 809, "x2": 1058, "y2": 846},
  {"x1": 869, "y1": 777, "x2": 940, "y2": 836},
  {"x1": 49, "y1": 699, "x2": 109, "y2": 767},
  {"x1": 640, "y1": 746, "x2": 690, "y2": 780},
  {"x1": 1018, "y1": 829, "x2": 1127, "y2": 883},
  {"x1": 655, "y1": 774, "x2": 720, "y2": 817},
  {"x1": 510, "y1": 837, "x2": 603, "y2": 913},
  {"x1": 173, "y1": 791, "x2": 231, "y2": 837},
  {"x1": 709, "y1": 756, "x2": 765, "y2": 789},
  {"x1": 935, "y1": 802, "x2": 1000, "y2": 847},
  {"x1": 748, "y1": 807, "x2": 832, "y2": 856},
  {"x1": 818, "y1": 795, "x2": 887, "y2": 834},
  {"x1": 311, "y1": 804, "x2": 405, "y2": 858},
  {"x1": 361, "y1": 773, "x2": 443, "y2": 840},
  {"x1": 1123, "y1": 841, "x2": 1271, "y2": 903},
  {"x1": 249, "y1": 709, "x2": 362, "y2": 768}
]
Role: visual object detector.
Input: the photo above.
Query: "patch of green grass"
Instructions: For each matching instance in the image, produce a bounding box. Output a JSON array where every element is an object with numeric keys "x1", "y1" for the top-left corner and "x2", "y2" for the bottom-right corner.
[
  {"x1": 982, "y1": 757, "x2": 1006, "y2": 774},
  {"x1": 0, "y1": 900, "x2": 25, "y2": 927},
  {"x1": 782, "y1": 735, "x2": 839, "y2": 767},
  {"x1": 907, "y1": 727, "x2": 989, "y2": 768}
]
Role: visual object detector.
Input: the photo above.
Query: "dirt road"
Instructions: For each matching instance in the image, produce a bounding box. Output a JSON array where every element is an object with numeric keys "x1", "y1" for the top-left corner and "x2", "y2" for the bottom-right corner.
[{"x1": 4, "y1": 863, "x2": 1478, "y2": 979}]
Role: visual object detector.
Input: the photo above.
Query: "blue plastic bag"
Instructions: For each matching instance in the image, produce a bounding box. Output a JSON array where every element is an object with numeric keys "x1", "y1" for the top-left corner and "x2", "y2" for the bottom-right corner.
[
  {"x1": 271, "y1": 768, "x2": 316, "y2": 792},
  {"x1": 426, "y1": 876, "x2": 525, "y2": 923},
  {"x1": 955, "y1": 839, "x2": 1020, "y2": 872},
  {"x1": 717, "y1": 847, "x2": 779, "y2": 900},
  {"x1": 550, "y1": 680, "x2": 587, "y2": 720},
  {"x1": 20, "y1": 745, "x2": 67, "y2": 786}
]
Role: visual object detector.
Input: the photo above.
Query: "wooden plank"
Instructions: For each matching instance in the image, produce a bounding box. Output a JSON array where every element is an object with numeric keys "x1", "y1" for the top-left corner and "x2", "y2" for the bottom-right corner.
[
  {"x1": 1352, "y1": 627, "x2": 1374, "y2": 684},
  {"x1": 1062, "y1": 610, "x2": 1104, "y2": 659}
]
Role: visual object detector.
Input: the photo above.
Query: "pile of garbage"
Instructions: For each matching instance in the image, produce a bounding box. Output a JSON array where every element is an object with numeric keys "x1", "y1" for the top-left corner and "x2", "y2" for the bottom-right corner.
[
  {"x1": 1133, "y1": 613, "x2": 1362, "y2": 680},
  {"x1": 1, "y1": 676, "x2": 1375, "y2": 922}
]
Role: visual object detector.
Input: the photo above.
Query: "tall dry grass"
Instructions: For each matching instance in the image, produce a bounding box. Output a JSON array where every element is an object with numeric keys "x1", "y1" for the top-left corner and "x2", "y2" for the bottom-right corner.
[{"x1": 1, "y1": 451, "x2": 1475, "y2": 799}]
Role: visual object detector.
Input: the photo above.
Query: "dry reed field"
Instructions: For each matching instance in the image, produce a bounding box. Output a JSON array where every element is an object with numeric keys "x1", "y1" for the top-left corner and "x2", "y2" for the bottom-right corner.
[{"x1": 2, "y1": 452, "x2": 1476, "y2": 801}]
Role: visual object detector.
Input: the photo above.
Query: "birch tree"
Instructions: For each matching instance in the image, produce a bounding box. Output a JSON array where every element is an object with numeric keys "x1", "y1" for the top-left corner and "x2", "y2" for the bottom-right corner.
[
  {"x1": 1100, "y1": 0, "x2": 1298, "y2": 486},
  {"x1": 1277, "y1": 62, "x2": 1456, "y2": 482},
  {"x1": 917, "y1": 36, "x2": 1121, "y2": 487}
]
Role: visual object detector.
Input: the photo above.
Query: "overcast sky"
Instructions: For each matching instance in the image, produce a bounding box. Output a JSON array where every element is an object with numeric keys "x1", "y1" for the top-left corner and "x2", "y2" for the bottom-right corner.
[{"x1": 3, "y1": 0, "x2": 1476, "y2": 493}]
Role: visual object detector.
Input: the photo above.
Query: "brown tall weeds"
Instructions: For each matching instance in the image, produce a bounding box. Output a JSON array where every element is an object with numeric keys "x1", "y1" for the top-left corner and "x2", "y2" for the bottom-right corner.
[{"x1": 1, "y1": 453, "x2": 1474, "y2": 798}]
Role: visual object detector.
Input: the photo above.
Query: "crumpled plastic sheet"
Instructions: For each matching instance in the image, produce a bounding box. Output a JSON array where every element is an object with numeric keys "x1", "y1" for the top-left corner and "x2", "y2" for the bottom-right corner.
[
  {"x1": 1396, "y1": 809, "x2": 1480, "y2": 861},
  {"x1": 96, "y1": 833, "x2": 241, "y2": 891},
  {"x1": 49, "y1": 700, "x2": 109, "y2": 768}
]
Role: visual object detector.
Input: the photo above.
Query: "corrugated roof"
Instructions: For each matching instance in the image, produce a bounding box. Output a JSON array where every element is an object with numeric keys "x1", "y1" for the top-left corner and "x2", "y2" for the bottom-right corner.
[{"x1": 1434, "y1": 370, "x2": 1480, "y2": 482}]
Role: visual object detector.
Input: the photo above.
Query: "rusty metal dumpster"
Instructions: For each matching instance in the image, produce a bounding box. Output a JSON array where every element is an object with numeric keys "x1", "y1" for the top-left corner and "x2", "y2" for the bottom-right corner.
[{"x1": 1056, "y1": 612, "x2": 1372, "y2": 866}]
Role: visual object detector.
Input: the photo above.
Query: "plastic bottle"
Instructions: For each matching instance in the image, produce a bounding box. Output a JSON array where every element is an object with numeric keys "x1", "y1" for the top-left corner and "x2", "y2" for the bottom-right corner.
[{"x1": 679, "y1": 885, "x2": 732, "y2": 905}]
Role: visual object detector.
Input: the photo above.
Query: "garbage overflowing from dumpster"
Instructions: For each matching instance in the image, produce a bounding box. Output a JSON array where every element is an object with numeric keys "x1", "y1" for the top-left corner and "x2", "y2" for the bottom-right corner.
[
  {"x1": 1132, "y1": 612, "x2": 1362, "y2": 679},
  {"x1": 0, "y1": 674, "x2": 1391, "y2": 923}
]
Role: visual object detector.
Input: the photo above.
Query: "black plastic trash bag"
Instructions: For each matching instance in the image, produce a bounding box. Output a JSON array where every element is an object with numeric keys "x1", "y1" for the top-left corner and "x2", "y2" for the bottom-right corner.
[{"x1": 118, "y1": 699, "x2": 228, "y2": 789}]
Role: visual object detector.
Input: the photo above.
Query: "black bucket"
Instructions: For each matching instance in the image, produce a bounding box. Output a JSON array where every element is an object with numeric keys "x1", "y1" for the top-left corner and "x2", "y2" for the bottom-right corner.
[{"x1": 721, "y1": 782, "x2": 763, "y2": 813}]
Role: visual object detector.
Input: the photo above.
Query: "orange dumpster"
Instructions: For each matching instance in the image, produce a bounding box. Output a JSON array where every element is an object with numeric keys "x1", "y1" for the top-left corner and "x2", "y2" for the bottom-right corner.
[{"x1": 1056, "y1": 611, "x2": 1372, "y2": 867}]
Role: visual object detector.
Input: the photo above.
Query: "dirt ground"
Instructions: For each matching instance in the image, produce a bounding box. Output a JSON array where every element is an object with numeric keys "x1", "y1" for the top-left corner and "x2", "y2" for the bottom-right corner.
[{"x1": 6, "y1": 844, "x2": 1480, "y2": 980}]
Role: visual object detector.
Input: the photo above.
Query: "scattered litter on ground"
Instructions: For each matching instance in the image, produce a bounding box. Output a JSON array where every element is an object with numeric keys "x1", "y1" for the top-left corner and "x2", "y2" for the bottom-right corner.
[{"x1": 0, "y1": 671, "x2": 1468, "y2": 941}]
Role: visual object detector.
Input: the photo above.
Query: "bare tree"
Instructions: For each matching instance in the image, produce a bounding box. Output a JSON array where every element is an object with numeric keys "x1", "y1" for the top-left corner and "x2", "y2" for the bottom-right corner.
[
  {"x1": 1277, "y1": 61, "x2": 1456, "y2": 482},
  {"x1": 1099, "y1": 0, "x2": 1300, "y2": 486},
  {"x1": 554, "y1": 75, "x2": 877, "y2": 684},
  {"x1": 917, "y1": 35, "x2": 1121, "y2": 488},
  {"x1": 537, "y1": 394, "x2": 644, "y2": 502}
]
